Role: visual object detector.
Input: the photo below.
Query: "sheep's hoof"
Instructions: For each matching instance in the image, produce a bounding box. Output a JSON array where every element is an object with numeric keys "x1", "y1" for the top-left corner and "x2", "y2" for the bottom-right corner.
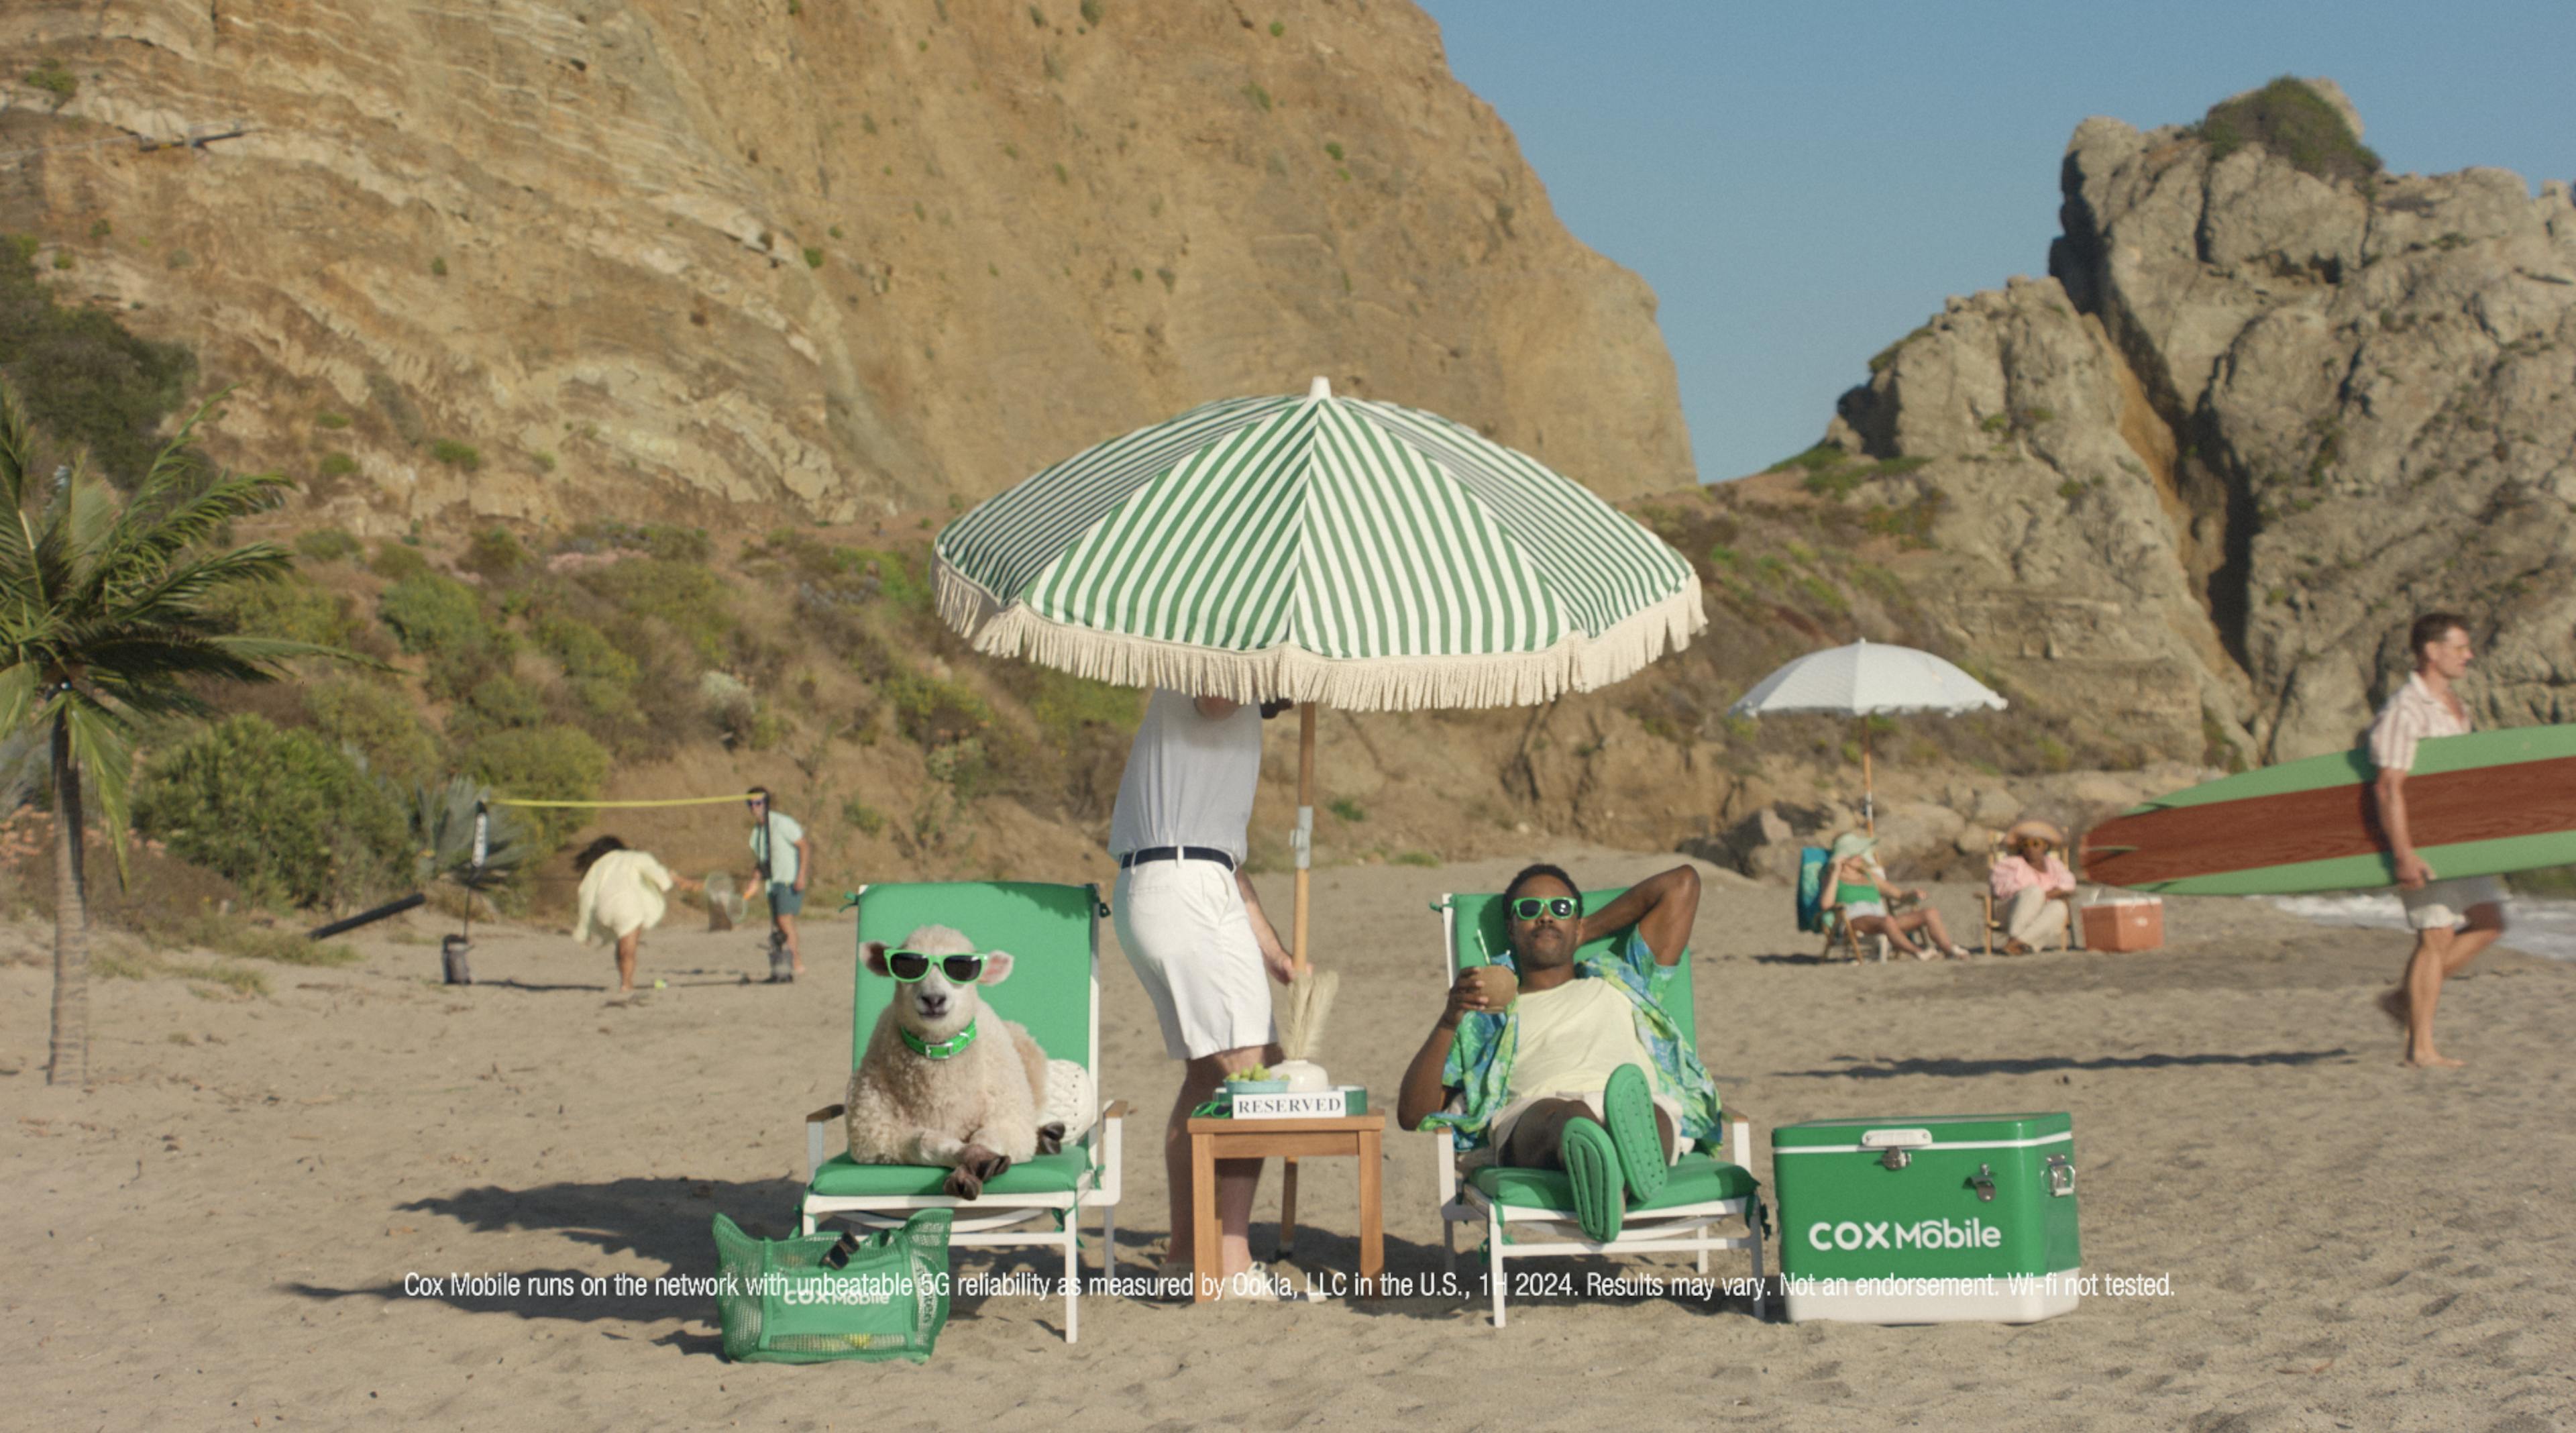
[
  {"x1": 945, "y1": 1145, "x2": 1012, "y2": 1200},
  {"x1": 1036, "y1": 1122, "x2": 1066, "y2": 1156}
]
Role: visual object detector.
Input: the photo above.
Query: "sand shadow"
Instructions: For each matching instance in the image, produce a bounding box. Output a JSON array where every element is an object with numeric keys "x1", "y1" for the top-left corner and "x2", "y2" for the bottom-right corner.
[
  {"x1": 1774, "y1": 1049, "x2": 2354, "y2": 1079},
  {"x1": 280, "y1": 1173, "x2": 806, "y2": 1328}
]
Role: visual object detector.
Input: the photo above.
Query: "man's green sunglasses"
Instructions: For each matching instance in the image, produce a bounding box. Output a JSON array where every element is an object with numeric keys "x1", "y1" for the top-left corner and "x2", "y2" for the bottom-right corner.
[
  {"x1": 884, "y1": 950, "x2": 988, "y2": 984},
  {"x1": 1510, "y1": 896, "x2": 1577, "y2": 920}
]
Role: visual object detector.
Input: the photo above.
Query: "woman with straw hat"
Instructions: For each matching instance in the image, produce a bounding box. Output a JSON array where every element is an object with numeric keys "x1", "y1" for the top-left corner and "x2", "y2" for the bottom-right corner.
[
  {"x1": 1825, "y1": 831, "x2": 1971, "y2": 960},
  {"x1": 1990, "y1": 819, "x2": 2077, "y2": 955}
]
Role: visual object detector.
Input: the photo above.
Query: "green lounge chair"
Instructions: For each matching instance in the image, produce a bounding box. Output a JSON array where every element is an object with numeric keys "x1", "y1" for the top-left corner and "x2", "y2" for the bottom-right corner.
[
  {"x1": 1432, "y1": 889, "x2": 1766, "y2": 1328},
  {"x1": 800, "y1": 882, "x2": 1127, "y2": 1344}
]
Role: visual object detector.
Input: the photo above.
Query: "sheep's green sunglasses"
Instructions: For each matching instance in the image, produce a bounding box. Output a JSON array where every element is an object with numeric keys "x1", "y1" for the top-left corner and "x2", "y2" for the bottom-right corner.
[
  {"x1": 883, "y1": 950, "x2": 989, "y2": 984},
  {"x1": 1510, "y1": 896, "x2": 1578, "y2": 920}
]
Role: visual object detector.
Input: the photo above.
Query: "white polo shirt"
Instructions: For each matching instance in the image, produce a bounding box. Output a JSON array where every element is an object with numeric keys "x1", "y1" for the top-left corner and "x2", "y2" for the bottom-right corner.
[{"x1": 1107, "y1": 690, "x2": 1262, "y2": 860}]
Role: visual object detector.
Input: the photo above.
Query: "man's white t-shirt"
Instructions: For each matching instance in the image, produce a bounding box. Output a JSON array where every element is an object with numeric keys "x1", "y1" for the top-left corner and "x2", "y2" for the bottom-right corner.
[
  {"x1": 1503, "y1": 980, "x2": 1653, "y2": 1105},
  {"x1": 1108, "y1": 690, "x2": 1263, "y2": 860},
  {"x1": 749, "y1": 811, "x2": 805, "y2": 886}
]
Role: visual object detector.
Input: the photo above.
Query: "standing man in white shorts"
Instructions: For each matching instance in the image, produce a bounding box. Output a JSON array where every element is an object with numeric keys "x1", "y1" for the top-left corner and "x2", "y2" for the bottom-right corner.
[
  {"x1": 1109, "y1": 689, "x2": 1293, "y2": 1290},
  {"x1": 2370, "y1": 613, "x2": 2508, "y2": 1069}
]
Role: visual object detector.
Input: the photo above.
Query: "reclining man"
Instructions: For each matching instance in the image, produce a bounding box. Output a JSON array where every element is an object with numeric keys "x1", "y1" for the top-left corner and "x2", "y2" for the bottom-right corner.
[{"x1": 1395, "y1": 863, "x2": 1723, "y2": 1242}]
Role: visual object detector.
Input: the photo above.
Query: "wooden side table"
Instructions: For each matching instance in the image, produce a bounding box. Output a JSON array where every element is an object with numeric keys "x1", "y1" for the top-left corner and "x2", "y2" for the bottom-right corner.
[{"x1": 1184, "y1": 1112, "x2": 1385, "y2": 1302}]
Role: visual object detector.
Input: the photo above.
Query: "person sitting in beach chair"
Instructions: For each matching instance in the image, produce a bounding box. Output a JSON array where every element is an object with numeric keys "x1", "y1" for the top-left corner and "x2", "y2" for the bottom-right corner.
[
  {"x1": 1986, "y1": 819, "x2": 2078, "y2": 954},
  {"x1": 1397, "y1": 863, "x2": 1719, "y2": 1242},
  {"x1": 1825, "y1": 831, "x2": 1970, "y2": 961}
]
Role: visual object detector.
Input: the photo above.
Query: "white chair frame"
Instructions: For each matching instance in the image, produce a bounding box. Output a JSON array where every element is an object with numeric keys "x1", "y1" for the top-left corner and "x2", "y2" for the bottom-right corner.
[
  {"x1": 797, "y1": 884, "x2": 1127, "y2": 1344},
  {"x1": 1431, "y1": 900, "x2": 1766, "y2": 1328}
]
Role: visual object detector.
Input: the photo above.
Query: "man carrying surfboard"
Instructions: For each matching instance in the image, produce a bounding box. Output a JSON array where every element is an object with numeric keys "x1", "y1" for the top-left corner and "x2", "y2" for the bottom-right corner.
[{"x1": 2370, "y1": 613, "x2": 2508, "y2": 1069}]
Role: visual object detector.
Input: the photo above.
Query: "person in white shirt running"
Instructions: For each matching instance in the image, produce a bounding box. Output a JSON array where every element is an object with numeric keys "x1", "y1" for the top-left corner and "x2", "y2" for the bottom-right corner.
[{"x1": 1108, "y1": 690, "x2": 1294, "y2": 1292}]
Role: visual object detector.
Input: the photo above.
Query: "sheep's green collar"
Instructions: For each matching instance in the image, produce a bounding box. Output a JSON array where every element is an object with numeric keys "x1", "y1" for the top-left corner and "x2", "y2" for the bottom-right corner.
[{"x1": 902, "y1": 1018, "x2": 978, "y2": 1060}]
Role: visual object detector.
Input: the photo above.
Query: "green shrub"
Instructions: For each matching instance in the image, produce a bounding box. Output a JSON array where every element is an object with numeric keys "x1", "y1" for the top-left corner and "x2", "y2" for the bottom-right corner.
[
  {"x1": 842, "y1": 798, "x2": 888, "y2": 837},
  {"x1": 133, "y1": 715, "x2": 409, "y2": 909},
  {"x1": 1241, "y1": 82, "x2": 1271, "y2": 111},
  {"x1": 460, "y1": 726, "x2": 608, "y2": 851},
  {"x1": 2199, "y1": 77, "x2": 2381, "y2": 184},
  {"x1": 429, "y1": 437, "x2": 480, "y2": 471},
  {"x1": 315, "y1": 409, "x2": 351, "y2": 430},
  {"x1": 1328, "y1": 798, "x2": 1366, "y2": 822},
  {"x1": 293, "y1": 528, "x2": 364, "y2": 564},
  {"x1": 804, "y1": 545, "x2": 933, "y2": 611},
  {"x1": 534, "y1": 613, "x2": 645, "y2": 741},
  {"x1": 211, "y1": 572, "x2": 360, "y2": 649},
  {"x1": 455, "y1": 675, "x2": 545, "y2": 737},
  {"x1": 883, "y1": 670, "x2": 995, "y2": 747},
  {"x1": 24, "y1": 60, "x2": 76, "y2": 103},
  {"x1": 368, "y1": 540, "x2": 430, "y2": 580},
  {"x1": 0, "y1": 233, "x2": 196, "y2": 488},
  {"x1": 377, "y1": 572, "x2": 485, "y2": 653},
  {"x1": 1026, "y1": 668, "x2": 1140, "y2": 751},
  {"x1": 378, "y1": 572, "x2": 513, "y2": 696},
  {"x1": 802, "y1": 246, "x2": 824, "y2": 268},
  {"x1": 460, "y1": 525, "x2": 533, "y2": 578},
  {"x1": 302, "y1": 678, "x2": 445, "y2": 788},
  {"x1": 580, "y1": 557, "x2": 733, "y2": 662},
  {"x1": 1079, "y1": 0, "x2": 1101, "y2": 22}
]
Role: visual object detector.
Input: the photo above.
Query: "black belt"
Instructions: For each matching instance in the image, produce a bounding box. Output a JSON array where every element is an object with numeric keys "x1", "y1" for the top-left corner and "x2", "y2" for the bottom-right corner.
[{"x1": 1118, "y1": 845, "x2": 1237, "y2": 872}]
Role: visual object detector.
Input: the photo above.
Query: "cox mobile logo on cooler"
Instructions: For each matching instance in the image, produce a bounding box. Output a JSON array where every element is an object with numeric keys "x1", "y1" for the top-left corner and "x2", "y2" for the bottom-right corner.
[{"x1": 1807, "y1": 1216, "x2": 2005, "y2": 1251}]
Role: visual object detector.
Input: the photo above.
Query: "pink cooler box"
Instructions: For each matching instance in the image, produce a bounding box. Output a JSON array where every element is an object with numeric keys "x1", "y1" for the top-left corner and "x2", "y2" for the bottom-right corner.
[{"x1": 2082, "y1": 898, "x2": 2164, "y2": 951}]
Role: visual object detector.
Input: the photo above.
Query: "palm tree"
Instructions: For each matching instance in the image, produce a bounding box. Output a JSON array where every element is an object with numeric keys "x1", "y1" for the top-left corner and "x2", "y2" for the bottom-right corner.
[{"x1": 0, "y1": 381, "x2": 313, "y2": 1086}]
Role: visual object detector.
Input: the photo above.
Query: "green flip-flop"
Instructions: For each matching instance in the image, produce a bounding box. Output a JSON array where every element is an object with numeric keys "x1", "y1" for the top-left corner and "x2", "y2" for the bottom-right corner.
[
  {"x1": 1558, "y1": 1116, "x2": 1626, "y2": 1242},
  {"x1": 1601, "y1": 1064, "x2": 1668, "y2": 1206}
]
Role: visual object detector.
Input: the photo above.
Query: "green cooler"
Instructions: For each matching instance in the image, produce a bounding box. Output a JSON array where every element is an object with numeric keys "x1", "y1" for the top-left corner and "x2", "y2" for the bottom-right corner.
[{"x1": 1772, "y1": 1113, "x2": 2080, "y2": 1324}]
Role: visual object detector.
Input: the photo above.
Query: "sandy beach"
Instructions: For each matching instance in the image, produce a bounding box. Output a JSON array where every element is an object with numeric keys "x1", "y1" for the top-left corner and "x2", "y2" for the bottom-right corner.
[{"x1": 7, "y1": 849, "x2": 2574, "y2": 1430}]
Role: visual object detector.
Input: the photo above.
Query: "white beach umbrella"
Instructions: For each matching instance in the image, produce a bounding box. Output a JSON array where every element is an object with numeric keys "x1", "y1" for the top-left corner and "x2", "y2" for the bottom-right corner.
[{"x1": 1729, "y1": 639, "x2": 2005, "y2": 833}]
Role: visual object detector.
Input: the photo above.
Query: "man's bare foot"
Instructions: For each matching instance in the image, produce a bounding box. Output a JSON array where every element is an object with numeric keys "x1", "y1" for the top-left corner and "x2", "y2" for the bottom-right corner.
[
  {"x1": 2004, "y1": 939, "x2": 2033, "y2": 956},
  {"x1": 2402, "y1": 1051, "x2": 2465, "y2": 1069},
  {"x1": 2375, "y1": 986, "x2": 2410, "y2": 1029}
]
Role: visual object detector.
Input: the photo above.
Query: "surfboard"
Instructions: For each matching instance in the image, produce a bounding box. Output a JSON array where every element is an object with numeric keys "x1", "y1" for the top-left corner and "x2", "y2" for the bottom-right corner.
[{"x1": 2077, "y1": 724, "x2": 2576, "y2": 896}]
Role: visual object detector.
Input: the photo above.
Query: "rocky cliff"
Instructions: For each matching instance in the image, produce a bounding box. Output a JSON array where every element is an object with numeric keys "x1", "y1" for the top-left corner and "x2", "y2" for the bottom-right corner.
[
  {"x1": 1794, "y1": 78, "x2": 2576, "y2": 764},
  {"x1": 0, "y1": 0, "x2": 1692, "y2": 527}
]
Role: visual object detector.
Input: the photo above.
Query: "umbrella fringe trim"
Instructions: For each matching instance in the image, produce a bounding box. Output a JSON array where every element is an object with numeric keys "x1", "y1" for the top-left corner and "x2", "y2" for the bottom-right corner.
[{"x1": 935, "y1": 559, "x2": 1706, "y2": 711}]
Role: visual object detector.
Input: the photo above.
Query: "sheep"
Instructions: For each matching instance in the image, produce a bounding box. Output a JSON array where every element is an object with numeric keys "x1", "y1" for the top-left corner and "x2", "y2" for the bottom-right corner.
[{"x1": 845, "y1": 924, "x2": 1075, "y2": 1199}]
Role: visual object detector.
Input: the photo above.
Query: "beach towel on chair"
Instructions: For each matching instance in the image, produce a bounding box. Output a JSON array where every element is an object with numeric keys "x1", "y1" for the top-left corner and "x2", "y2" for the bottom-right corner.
[{"x1": 1796, "y1": 847, "x2": 1830, "y2": 935}]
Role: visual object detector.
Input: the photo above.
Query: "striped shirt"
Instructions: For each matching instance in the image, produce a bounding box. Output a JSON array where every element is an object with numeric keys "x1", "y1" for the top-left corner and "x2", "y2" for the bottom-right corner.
[{"x1": 2367, "y1": 674, "x2": 2471, "y2": 773}]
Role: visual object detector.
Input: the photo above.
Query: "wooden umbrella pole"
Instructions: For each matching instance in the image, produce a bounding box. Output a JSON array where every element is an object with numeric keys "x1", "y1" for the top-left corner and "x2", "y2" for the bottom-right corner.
[
  {"x1": 1293, "y1": 704, "x2": 1316, "y2": 974},
  {"x1": 1864, "y1": 721, "x2": 1877, "y2": 837}
]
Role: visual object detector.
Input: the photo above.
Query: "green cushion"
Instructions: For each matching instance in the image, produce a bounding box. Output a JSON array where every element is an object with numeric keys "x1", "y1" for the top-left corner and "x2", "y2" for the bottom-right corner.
[
  {"x1": 808, "y1": 1151, "x2": 1091, "y2": 1199},
  {"x1": 1471, "y1": 1153, "x2": 1756, "y2": 1212}
]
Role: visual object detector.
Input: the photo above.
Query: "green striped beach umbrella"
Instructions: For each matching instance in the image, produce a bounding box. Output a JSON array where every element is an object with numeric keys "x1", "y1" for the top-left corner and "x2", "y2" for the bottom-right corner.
[
  {"x1": 934, "y1": 378, "x2": 1705, "y2": 712},
  {"x1": 934, "y1": 377, "x2": 1706, "y2": 1059}
]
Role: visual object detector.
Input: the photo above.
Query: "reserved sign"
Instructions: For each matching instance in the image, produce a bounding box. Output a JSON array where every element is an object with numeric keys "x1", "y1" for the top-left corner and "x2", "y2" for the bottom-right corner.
[{"x1": 1229, "y1": 1088, "x2": 1366, "y2": 1120}]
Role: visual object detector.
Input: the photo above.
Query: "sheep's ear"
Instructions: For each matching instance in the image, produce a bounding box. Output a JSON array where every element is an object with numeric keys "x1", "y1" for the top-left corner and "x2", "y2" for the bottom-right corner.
[
  {"x1": 976, "y1": 951, "x2": 1014, "y2": 986},
  {"x1": 861, "y1": 941, "x2": 890, "y2": 976}
]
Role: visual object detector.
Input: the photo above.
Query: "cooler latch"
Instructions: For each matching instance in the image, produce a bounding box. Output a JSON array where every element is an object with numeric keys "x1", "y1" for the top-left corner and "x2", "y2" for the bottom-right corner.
[
  {"x1": 2045, "y1": 1152, "x2": 2076, "y2": 1197},
  {"x1": 1860, "y1": 1128, "x2": 1933, "y2": 1171},
  {"x1": 1968, "y1": 1163, "x2": 1996, "y2": 1202}
]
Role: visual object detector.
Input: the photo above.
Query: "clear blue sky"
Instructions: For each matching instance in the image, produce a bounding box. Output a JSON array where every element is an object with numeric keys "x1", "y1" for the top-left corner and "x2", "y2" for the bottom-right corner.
[{"x1": 1417, "y1": 1, "x2": 2576, "y2": 482}]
